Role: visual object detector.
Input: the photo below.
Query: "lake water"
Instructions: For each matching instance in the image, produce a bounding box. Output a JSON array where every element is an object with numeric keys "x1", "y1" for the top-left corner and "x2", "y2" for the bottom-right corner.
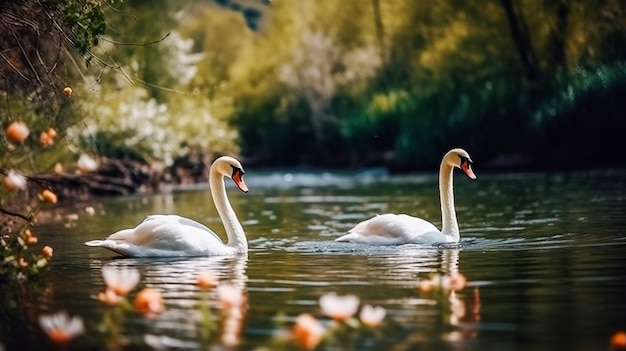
[{"x1": 2, "y1": 169, "x2": 626, "y2": 350}]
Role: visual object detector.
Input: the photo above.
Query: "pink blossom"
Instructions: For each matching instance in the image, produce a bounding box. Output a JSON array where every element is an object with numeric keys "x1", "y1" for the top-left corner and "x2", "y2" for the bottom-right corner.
[
  {"x1": 319, "y1": 292, "x2": 360, "y2": 321},
  {"x1": 359, "y1": 305, "x2": 386, "y2": 327}
]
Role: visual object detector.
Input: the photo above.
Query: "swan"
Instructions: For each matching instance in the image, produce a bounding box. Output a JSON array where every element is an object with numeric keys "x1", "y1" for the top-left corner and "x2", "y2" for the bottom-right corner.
[
  {"x1": 84, "y1": 156, "x2": 249, "y2": 257},
  {"x1": 335, "y1": 148, "x2": 476, "y2": 245}
]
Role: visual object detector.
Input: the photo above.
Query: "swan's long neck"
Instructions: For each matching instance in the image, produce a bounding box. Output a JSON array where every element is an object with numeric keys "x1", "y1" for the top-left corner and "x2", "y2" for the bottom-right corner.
[
  {"x1": 210, "y1": 169, "x2": 247, "y2": 253},
  {"x1": 439, "y1": 160, "x2": 459, "y2": 241}
]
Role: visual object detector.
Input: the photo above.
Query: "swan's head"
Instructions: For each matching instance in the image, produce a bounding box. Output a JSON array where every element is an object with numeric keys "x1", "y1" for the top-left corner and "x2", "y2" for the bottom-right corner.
[
  {"x1": 213, "y1": 156, "x2": 249, "y2": 193},
  {"x1": 445, "y1": 148, "x2": 476, "y2": 179}
]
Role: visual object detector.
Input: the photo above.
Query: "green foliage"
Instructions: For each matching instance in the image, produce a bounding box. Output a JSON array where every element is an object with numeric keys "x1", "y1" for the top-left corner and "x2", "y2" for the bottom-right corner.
[
  {"x1": 223, "y1": 0, "x2": 626, "y2": 169},
  {"x1": 61, "y1": 0, "x2": 110, "y2": 55},
  {"x1": 0, "y1": 226, "x2": 53, "y2": 280},
  {"x1": 529, "y1": 62, "x2": 626, "y2": 166},
  {"x1": 5, "y1": 0, "x2": 626, "y2": 175}
]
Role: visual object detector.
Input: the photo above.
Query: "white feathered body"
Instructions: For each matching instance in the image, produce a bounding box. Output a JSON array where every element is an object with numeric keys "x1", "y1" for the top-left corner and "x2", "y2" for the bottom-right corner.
[
  {"x1": 84, "y1": 215, "x2": 239, "y2": 257},
  {"x1": 335, "y1": 214, "x2": 453, "y2": 244}
]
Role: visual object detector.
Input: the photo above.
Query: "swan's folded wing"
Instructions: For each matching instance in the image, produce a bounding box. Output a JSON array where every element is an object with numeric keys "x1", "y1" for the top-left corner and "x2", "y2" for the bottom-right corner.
[
  {"x1": 337, "y1": 214, "x2": 439, "y2": 244},
  {"x1": 108, "y1": 215, "x2": 223, "y2": 250}
]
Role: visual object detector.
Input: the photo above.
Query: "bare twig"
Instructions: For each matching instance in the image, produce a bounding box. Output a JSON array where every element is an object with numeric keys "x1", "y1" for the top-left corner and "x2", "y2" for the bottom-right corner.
[
  {"x1": 97, "y1": 32, "x2": 171, "y2": 46},
  {"x1": 10, "y1": 28, "x2": 45, "y2": 87},
  {"x1": 0, "y1": 207, "x2": 31, "y2": 223}
]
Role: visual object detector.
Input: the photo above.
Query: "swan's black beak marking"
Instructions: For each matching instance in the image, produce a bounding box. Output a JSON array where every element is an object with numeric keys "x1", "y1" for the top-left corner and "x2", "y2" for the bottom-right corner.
[
  {"x1": 231, "y1": 166, "x2": 249, "y2": 193},
  {"x1": 459, "y1": 156, "x2": 477, "y2": 180}
]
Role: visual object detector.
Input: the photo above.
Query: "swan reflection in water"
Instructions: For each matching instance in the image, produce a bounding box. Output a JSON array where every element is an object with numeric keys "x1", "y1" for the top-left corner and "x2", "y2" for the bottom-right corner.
[
  {"x1": 92, "y1": 254, "x2": 249, "y2": 349},
  {"x1": 364, "y1": 247, "x2": 481, "y2": 345},
  {"x1": 417, "y1": 248, "x2": 481, "y2": 343}
]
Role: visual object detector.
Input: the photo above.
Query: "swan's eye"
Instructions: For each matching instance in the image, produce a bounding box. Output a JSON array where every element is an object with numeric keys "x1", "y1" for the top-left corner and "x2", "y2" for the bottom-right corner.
[
  {"x1": 231, "y1": 165, "x2": 245, "y2": 177},
  {"x1": 459, "y1": 156, "x2": 472, "y2": 166}
]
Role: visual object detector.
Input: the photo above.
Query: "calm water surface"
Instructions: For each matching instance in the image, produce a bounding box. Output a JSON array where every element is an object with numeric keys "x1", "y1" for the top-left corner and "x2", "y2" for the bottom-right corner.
[{"x1": 2, "y1": 170, "x2": 626, "y2": 350}]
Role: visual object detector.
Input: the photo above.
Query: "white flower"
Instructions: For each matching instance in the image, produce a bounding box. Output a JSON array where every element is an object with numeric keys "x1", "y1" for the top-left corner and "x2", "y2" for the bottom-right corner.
[
  {"x1": 77, "y1": 154, "x2": 98, "y2": 173},
  {"x1": 359, "y1": 305, "x2": 386, "y2": 327},
  {"x1": 38, "y1": 311, "x2": 84, "y2": 344},
  {"x1": 319, "y1": 292, "x2": 360, "y2": 321},
  {"x1": 102, "y1": 265, "x2": 140, "y2": 296},
  {"x1": 3, "y1": 169, "x2": 27, "y2": 191}
]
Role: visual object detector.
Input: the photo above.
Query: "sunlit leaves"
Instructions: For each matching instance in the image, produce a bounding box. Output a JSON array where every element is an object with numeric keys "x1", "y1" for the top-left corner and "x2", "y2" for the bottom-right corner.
[{"x1": 62, "y1": 0, "x2": 110, "y2": 55}]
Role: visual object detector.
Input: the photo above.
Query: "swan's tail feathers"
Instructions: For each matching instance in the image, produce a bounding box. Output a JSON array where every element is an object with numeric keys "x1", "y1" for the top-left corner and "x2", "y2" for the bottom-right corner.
[
  {"x1": 335, "y1": 233, "x2": 361, "y2": 242},
  {"x1": 84, "y1": 240, "x2": 106, "y2": 246},
  {"x1": 84, "y1": 239, "x2": 134, "y2": 256}
]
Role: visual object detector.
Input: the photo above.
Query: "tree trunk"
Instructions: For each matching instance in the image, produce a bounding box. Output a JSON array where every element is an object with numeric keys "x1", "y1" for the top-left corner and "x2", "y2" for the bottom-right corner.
[
  {"x1": 371, "y1": 0, "x2": 387, "y2": 64},
  {"x1": 548, "y1": 1, "x2": 570, "y2": 68},
  {"x1": 500, "y1": 0, "x2": 541, "y2": 81}
]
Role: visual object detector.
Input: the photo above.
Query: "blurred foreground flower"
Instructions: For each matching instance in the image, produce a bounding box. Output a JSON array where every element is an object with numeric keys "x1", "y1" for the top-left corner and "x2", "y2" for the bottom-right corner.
[
  {"x1": 216, "y1": 284, "x2": 245, "y2": 309},
  {"x1": 42, "y1": 246, "x2": 53, "y2": 259},
  {"x1": 38, "y1": 311, "x2": 84, "y2": 344},
  {"x1": 293, "y1": 313, "x2": 325, "y2": 350},
  {"x1": 612, "y1": 331, "x2": 626, "y2": 351},
  {"x1": 2, "y1": 169, "x2": 27, "y2": 191},
  {"x1": 197, "y1": 270, "x2": 218, "y2": 289},
  {"x1": 23, "y1": 229, "x2": 38, "y2": 246},
  {"x1": 40, "y1": 189, "x2": 58, "y2": 204},
  {"x1": 98, "y1": 288, "x2": 124, "y2": 306},
  {"x1": 102, "y1": 266, "x2": 140, "y2": 296},
  {"x1": 5, "y1": 121, "x2": 29, "y2": 143},
  {"x1": 319, "y1": 292, "x2": 360, "y2": 322},
  {"x1": 134, "y1": 288, "x2": 165, "y2": 317},
  {"x1": 77, "y1": 154, "x2": 98, "y2": 173},
  {"x1": 359, "y1": 305, "x2": 386, "y2": 327},
  {"x1": 39, "y1": 128, "x2": 57, "y2": 147},
  {"x1": 53, "y1": 162, "x2": 63, "y2": 175}
]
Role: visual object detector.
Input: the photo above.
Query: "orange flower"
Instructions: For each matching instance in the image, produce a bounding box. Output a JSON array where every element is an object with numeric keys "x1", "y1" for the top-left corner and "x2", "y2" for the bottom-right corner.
[
  {"x1": 24, "y1": 229, "x2": 38, "y2": 245},
  {"x1": 319, "y1": 292, "x2": 360, "y2": 322},
  {"x1": 42, "y1": 245, "x2": 54, "y2": 259},
  {"x1": 38, "y1": 311, "x2": 84, "y2": 344},
  {"x1": 134, "y1": 288, "x2": 165, "y2": 317},
  {"x1": 5, "y1": 121, "x2": 29, "y2": 143},
  {"x1": 612, "y1": 331, "x2": 626, "y2": 351},
  {"x1": 62, "y1": 86, "x2": 72, "y2": 97},
  {"x1": 2, "y1": 169, "x2": 27, "y2": 191},
  {"x1": 41, "y1": 189, "x2": 58, "y2": 204},
  {"x1": 293, "y1": 313, "x2": 325, "y2": 350},
  {"x1": 18, "y1": 257, "x2": 29, "y2": 268},
  {"x1": 47, "y1": 127, "x2": 57, "y2": 138},
  {"x1": 39, "y1": 128, "x2": 57, "y2": 147},
  {"x1": 197, "y1": 270, "x2": 218, "y2": 289}
]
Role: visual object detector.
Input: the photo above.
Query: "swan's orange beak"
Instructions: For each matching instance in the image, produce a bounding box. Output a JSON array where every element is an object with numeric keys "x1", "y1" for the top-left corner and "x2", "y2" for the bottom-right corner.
[
  {"x1": 461, "y1": 160, "x2": 476, "y2": 180},
  {"x1": 231, "y1": 168, "x2": 249, "y2": 193}
]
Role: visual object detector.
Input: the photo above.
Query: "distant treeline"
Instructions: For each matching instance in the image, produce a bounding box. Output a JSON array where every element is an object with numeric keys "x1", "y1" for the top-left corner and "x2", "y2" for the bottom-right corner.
[
  {"x1": 2, "y1": 1, "x2": 625, "y2": 174},
  {"x1": 231, "y1": 1, "x2": 626, "y2": 171}
]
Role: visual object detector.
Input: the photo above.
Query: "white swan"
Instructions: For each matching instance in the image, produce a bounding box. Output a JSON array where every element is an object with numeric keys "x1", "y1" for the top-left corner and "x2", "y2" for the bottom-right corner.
[
  {"x1": 335, "y1": 148, "x2": 476, "y2": 245},
  {"x1": 84, "y1": 156, "x2": 249, "y2": 257}
]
